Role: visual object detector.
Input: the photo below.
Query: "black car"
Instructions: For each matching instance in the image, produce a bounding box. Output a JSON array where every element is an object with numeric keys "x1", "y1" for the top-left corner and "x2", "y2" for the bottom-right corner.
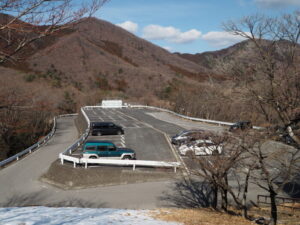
[
  {"x1": 90, "y1": 122, "x2": 124, "y2": 136},
  {"x1": 229, "y1": 121, "x2": 253, "y2": 132}
]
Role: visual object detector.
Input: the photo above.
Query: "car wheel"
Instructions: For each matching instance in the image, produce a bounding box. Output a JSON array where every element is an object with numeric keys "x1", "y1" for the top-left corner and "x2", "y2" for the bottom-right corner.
[
  {"x1": 89, "y1": 156, "x2": 97, "y2": 159},
  {"x1": 122, "y1": 155, "x2": 131, "y2": 160},
  {"x1": 117, "y1": 131, "x2": 122, "y2": 135},
  {"x1": 97, "y1": 131, "x2": 102, "y2": 136},
  {"x1": 212, "y1": 150, "x2": 218, "y2": 155}
]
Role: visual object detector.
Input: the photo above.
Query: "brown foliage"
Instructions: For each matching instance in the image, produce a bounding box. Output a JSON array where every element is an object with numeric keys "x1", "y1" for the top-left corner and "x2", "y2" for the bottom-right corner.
[{"x1": 0, "y1": 0, "x2": 109, "y2": 63}]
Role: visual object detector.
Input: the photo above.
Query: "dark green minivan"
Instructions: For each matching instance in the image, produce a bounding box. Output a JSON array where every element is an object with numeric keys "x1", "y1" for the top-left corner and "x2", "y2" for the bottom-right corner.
[{"x1": 82, "y1": 140, "x2": 136, "y2": 160}]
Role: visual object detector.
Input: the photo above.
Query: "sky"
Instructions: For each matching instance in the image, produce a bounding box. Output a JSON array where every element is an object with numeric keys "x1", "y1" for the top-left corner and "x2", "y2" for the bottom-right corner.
[{"x1": 95, "y1": 0, "x2": 300, "y2": 53}]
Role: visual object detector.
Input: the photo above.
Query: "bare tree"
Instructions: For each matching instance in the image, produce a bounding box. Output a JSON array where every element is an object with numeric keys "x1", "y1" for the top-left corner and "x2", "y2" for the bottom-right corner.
[
  {"x1": 0, "y1": 0, "x2": 109, "y2": 63},
  {"x1": 223, "y1": 12, "x2": 300, "y2": 147},
  {"x1": 245, "y1": 132, "x2": 300, "y2": 225},
  {"x1": 0, "y1": 86, "x2": 54, "y2": 160},
  {"x1": 187, "y1": 133, "x2": 251, "y2": 213},
  {"x1": 223, "y1": 12, "x2": 300, "y2": 224}
]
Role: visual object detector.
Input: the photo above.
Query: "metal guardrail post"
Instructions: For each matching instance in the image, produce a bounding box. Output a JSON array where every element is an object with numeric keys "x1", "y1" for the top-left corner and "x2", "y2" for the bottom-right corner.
[
  {"x1": 0, "y1": 113, "x2": 81, "y2": 168},
  {"x1": 59, "y1": 105, "x2": 183, "y2": 170}
]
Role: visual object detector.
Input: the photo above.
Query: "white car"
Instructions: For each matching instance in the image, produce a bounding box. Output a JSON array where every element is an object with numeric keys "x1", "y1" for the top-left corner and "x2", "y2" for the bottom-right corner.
[{"x1": 179, "y1": 140, "x2": 222, "y2": 156}]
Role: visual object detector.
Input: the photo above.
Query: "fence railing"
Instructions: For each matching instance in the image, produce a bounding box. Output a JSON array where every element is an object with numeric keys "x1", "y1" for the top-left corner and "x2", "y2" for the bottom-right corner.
[
  {"x1": 61, "y1": 108, "x2": 90, "y2": 155},
  {"x1": 1, "y1": 102, "x2": 261, "y2": 169},
  {"x1": 60, "y1": 157, "x2": 180, "y2": 172},
  {"x1": 257, "y1": 195, "x2": 300, "y2": 211},
  {"x1": 129, "y1": 105, "x2": 262, "y2": 129},
  {"x1": 0, "y1": 113, "x2": 78, "y2": 168},
  {"x1": 59, "y1": 106, "x2": 181, "y2": 172}
]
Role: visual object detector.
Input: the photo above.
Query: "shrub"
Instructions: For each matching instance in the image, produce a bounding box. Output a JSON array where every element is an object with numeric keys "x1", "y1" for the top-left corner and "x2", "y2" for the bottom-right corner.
[{"x1": 24, "y1": 74, "x2": 36, "y2": 82}]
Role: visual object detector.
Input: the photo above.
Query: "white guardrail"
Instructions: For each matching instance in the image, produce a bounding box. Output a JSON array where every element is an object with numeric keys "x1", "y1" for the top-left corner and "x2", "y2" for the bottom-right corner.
[
  {"x1": 129, "y1": 105, "x2": 262, "y2": 129},
  {"x1": 0, "y1": 113, "x2": 78, "y2": 168},
  {"x1": 2, "y1": 101, "x2": 259, "y2": 170},
  {"x1": 59, "y1": 106, "x2": 181, "y2": 172},
  {"x1": 59, "y1": 103, "x2": 262, "y2": 171},
  {"x1": 84, "y1": 104, "x2": 262, "y2": 129}
]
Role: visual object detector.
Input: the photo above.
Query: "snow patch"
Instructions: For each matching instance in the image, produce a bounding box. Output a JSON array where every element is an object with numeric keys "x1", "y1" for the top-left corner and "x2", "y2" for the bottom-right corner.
[{"x1": 0, "y1": 207, "x2": 181, "y2": 225}]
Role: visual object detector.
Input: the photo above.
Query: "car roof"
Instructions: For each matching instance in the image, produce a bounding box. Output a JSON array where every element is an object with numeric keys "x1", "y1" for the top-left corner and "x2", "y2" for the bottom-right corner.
[
  {"x1": 91, "y1": 122, "x2": 114, "y2": 125},
  {"x1": 194, "y1": 139, "x2": 213, "y2": 144},
  {"x1": 84, "y1": 140, "x2": 114, "y2": 144},
  {"x1": 180, "y1": 129, "x2": 204, "y2": 134}
]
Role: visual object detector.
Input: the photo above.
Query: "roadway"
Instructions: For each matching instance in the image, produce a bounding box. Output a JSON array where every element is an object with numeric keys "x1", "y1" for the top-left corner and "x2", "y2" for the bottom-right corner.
[{"x1": 0, "y1": 107, "x2": 256, "y2": 209}]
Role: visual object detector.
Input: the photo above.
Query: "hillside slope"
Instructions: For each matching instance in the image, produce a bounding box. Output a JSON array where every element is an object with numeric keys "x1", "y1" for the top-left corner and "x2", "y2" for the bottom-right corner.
[
  {"x1": 1, "y1": 15, "x2": 223, "y2": 107},
  {"x1": 24, "y1": 18, "x2": 214, "y2": 102},
  {"x1": 175, "y1": 40, "x2": 256, "y2": 72}
]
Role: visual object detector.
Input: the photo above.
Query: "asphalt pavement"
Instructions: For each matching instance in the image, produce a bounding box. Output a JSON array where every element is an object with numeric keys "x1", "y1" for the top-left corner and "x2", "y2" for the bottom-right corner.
[{"x1": 0, "y1": 108, "x2": 269, "y2": 209}]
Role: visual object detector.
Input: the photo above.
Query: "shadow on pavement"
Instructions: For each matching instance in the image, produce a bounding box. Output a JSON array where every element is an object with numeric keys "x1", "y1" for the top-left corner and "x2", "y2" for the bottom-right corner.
[
  {"x1": 283, "y1": 180, "x2": 300, "y2": 198},
  {"x1": 45, "y1": 198, "x2": 107, "y2": 208},
  {"x1": 0, "y1": 191, "x2": 106, "y2": 208},
  {"x1": 160, "y1": 178, "x2": 216, "y2": 208}
]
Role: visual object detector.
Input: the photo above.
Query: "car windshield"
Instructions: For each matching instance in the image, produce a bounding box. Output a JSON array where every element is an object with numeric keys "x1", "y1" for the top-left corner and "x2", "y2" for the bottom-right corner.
[{"x1": 177, "y1": 130, "x2": 187, "y2": 136}]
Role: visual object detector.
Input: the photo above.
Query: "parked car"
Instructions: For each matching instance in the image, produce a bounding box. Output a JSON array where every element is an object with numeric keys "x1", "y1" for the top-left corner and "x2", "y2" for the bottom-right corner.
[
  {"x1": 82, "y1": 140, "x2": 136, "y2": 160},
  {"x1": 90, "y1": 122, "x2": 124, "y2": 136},
  {"x1": 229, "y1": 121, "x2": 253, "y2": 132},
  {"x1": 179, "y1": 140, "x2": 222, "y2": 156},
  {"x1": 171, "y1": 130, "x2": 204, "y2": 145}
]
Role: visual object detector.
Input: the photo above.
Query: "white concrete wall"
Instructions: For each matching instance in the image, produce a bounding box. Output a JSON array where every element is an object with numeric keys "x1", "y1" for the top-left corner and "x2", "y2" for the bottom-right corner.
[{"x1": 101, "y1": 100, "x2": 123, "y2": 108}]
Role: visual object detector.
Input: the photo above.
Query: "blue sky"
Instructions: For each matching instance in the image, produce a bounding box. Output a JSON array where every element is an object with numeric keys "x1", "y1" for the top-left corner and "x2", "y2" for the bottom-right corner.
[{"x1": 96, "y1": 0, "x2": 300, "y2": 53}]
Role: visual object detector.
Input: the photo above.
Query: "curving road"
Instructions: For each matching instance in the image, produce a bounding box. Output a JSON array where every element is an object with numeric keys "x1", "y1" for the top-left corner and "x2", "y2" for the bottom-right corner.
[
  {"x1": 0, "y1": 113, "x2": 182, "y2": 208},
  {"x1": 0, "y1": 108, "x2": 257, "y2": 209}
]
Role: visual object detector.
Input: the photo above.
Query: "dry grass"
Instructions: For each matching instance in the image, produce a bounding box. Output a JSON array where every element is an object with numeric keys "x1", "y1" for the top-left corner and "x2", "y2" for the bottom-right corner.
[
  {"x1": 151, "y1": 207, "x2": 300, "y2": 225},
  {"x1": 151, "y1": 208, "x2": 254, "y2": 225},
  {"x1": 251, "y1": 206, "x2": 300, "y2": 225}
]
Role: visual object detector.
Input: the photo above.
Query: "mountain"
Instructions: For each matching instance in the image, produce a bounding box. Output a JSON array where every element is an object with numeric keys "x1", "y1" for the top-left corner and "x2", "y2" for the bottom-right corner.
[
  {"x1": 175, "y1": 40, "x2": 255, "y2": 72},
  {"x1": 175, "y1": 39, "x2": 300, "y2": 74},
  {"x1": 1, "y1": 15, "x2": 224, "y2": 109}
]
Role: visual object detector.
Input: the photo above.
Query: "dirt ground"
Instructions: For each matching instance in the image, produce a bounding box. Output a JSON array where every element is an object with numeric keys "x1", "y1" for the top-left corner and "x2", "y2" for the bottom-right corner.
[
  {"x1": 41, "y1": 160, "x2": 180, "y2": 190},
  {"x1": 151, "y1": 207, "x2": 300, "y2": 225}
]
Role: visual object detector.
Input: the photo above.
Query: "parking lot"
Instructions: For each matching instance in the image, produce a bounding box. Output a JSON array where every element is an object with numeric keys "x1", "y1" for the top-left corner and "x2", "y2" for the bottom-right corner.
[
  {"x1": 72, "y1": 107, "x2": 231, "y2": 172},
  {"x1": 80, "y1": 108, "x2": 183, "y2": 162}
]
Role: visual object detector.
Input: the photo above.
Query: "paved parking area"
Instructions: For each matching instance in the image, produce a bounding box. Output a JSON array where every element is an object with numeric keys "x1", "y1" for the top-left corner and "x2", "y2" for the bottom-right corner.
[
  {"x1": 82, "y1": 108, "x2": 179, "y2": 162},
  {"x1": 82, "y1": 107, "x2": 229, "y2": 164},
  {"x1": 84, "y1": 108, "x2": 146, "y2": 129},
  {"x1": 0, "y1": 107, "x2": 269, "y2": 209}
]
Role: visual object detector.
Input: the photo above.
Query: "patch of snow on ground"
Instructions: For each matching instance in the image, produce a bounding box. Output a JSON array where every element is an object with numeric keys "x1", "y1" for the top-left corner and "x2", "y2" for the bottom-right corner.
[{"x1": 0, "y1": 207, "x2": 181, "y2": 225}]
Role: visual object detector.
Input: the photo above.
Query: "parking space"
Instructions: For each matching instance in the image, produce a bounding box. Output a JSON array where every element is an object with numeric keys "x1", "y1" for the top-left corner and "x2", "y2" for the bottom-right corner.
[
  {"x1": 81, "y1": 107, "x2": 230, "y2": 165},
  {"x1": 79, "y1": 108, "x2": 178, "y2": 162},
  {"x1": 84, "y1": 108, "x2": 146, "y2": 128}
]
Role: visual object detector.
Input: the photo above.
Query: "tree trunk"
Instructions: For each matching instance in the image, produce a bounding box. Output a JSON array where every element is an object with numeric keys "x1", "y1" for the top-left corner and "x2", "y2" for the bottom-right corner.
[
  {"x1": 212, "y1": 185, "x2": 218, "y2": 209},
  {"x1": 242, "y1": 168, "x2": 251, "y2": 219},
  {"x1": 222, "y1": 175, "x2": 228, "y2": 211},
  {"x1": 270, "y1": 189, "x2": 278, "y2": 225},
  {"x1": 221, "y1": 188, "x2": 228, "y2": 212}
]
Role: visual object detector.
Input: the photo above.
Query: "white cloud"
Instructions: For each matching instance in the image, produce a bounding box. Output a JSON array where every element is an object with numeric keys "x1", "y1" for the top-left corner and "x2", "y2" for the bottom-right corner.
[
  {"x1": 201, "y1": 31, "x2": 247, "y2": 48},
  {"x1": 116, "y1": 21, "x2": 138, "y2": 33},
  {"x1": 142, "y1": 25, "x2": 201, "y2": 43},
  {"x1": 162, "y1": 46, "x2": 172, "y2": 52},
  {"x1": 254, "y1": 0, "x2": 300, "y2": 8}
]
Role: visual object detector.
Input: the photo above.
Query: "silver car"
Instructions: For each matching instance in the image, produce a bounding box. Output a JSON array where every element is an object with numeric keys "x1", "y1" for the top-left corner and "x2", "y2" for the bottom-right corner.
[
  {"x1": 179, "y1": 140, "x2": 222, "y2": 156},
  {"x1": 171, "y1": 130, "x2": 204, "y2": 145}
]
